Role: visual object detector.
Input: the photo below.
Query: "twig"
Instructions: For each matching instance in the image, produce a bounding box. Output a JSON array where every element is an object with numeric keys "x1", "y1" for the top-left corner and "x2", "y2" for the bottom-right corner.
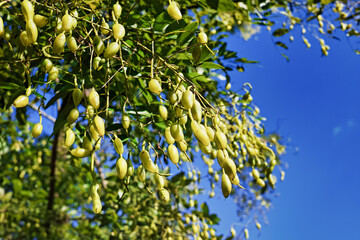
[{"x1": 29, "y1": 103, "x2": 56, "y2": 123}]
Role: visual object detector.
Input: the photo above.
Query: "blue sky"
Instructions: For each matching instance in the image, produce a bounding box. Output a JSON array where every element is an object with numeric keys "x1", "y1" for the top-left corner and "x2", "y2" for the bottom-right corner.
[{"x1": 212, "y1": 25, "x2": 360, "y2": 239}]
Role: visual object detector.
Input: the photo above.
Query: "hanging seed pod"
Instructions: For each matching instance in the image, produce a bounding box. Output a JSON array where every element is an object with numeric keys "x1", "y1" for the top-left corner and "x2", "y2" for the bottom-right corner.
[
  {"x1": 101, "y1": 20, "x2": 110, "y2": 35},
  {"x1": 90, "y1": 182, "x2": 100, "y2": 198},
  {"x1": 168, "y1": 144, "x2": 179, "y2": 165},
  {"x1": 268, "y1": 174, "x2": 277, "y2": 188},
  {"x1": 256, "y1": 222, "x2": 261, "y2": 230},
  {"x1": 116, "y1": 157, "x2": 127, "y2": 179},
  {"x1": 222, "y1": 158, "x2": 237, "y2": 181},
  {"x1": 26, "y1": 20, "x2": 37, "y2": 44},
  {"x1": 174, "y1": 106, "x2": 183, "y2": 118},
  {"x1": 93, "y1": 35, "x2": 104, "y2": 55},
  {"x1": 68, "y1": 108, "x2": 79, "y2": 124},
  {"x1": 0, "y1": 17, "x2": 3, "y2": 37},
  {"x1": 53, "y1": 32, "x2": 66, "y2": 54},
  {"x1": 114, "y1": 136, "x2": 124, "y2": 155},
  {"x1": 34, "y1": 14, "x2": 48, "y2": 28},
  {"x1": 216, "y1": 149, "x2": 228, "y2": 168},
  {"x1": 206, "y1": 126, "x2": 215, "y2": 141},
  {"x1": 168, "y1": 91, "x2": 178, "y2": 104},
  {"x1": 197, "y1": 32, "x2": 208, "y2": 44},
  {"x1": 214, "y1": 129, "x2": 227, "y2": 149},
  {"x1": 89, "y1": 89, "x2": 100, "y2": 110},
  {"x1": 48, "y1": 67, "x2": 58, "y2": 81},
  {"x1": 41, "y1": 59, "x2": 53, "y2": 73},
  {"x1": 127, "y1": 159, "x2": 134, "y2": 176},
  {"x1": 32, "y1": 123, "x2": 43, "y2": 138},
  {"x1": 179, "y1": 114, "x2": 187, "y2": 124},
  {"x1": 231, "y1": 227, "x2": 236, "y2": 238},
  {"x1": 113, "y1": 1, "x2": 122, "y2": 19},
  {"x1": 177, "y1": 139, "x2": 187, "y2": 152},
  {"x1": 72, "y1": 88, "x2": 82, "y2": 107},
  {"x1": 93, "y1": 56, "x2": 102, "y2": 70},
  {"x1": 256, "y1": 178, "x2": 266, "y2": 187},
  {"x1": 62, "y1": 11, "x2": 73, "y2": 32},
  {"x1": 221, "y1": 172, "x2": 232, "y2": 198},
  {"x1": 252, "y1": 168, "x2": 260, "y2": 179},
  {"x1": 13, "y1": 95, "x2": 29, "y2": 108},
  {"x1": 113, "y1": 23, "x2": 125, "y2": 40},
  {"x1": 139, "y1": 150, "x2": 157, "y2": 173},
  {"x1": 198, "y1": 141, "x2": 212, "y2": 154},
  {"x1": 165, "y1": 126, "x2": 175, "y2": 144},
  {"x1": 122, "y1": 114, "x2": 130, "y2": 130},
  {"x1": 90, "y1": 125, "x2": 100, "y2": 141},
  {"x1": 137, "y1": 165, "x2": 146, "y2": 182},
  {"x1": 170, "y1": 123, "x2": 184, "y2": 142},
  {"x1": 92, "y1": 195, "x2": 102, "y2": 214},
  {"x1": 159, "y1": 105, "x2": 168, "y2": 120},
  {"x1": 155, "y1": 174, "x2": 165, "y2": 189},
  {"x1": 67, "y1": 36, "x2": 77, "y2": 53},
  {"x1": 94, "y1": 116, "x2": 105, "y2": 136},
  {"x1": 192, "y1": 45, "x2": 201, "y2": 63},
  {"x1": 20, "y1": 31, "x2": 30, "y2": 47},
  {"x1": 71, "y1": 10, "x2": 78, "y2": 29},
  {"x1": 103, "y1": 41, "x2": 120, "y2": 59},
  {"x1": 70, "y1": 147, "x2": 91, "y2": 158},
  {"x1": 231, "y1": 173, "x2": 240, "y2": 185},
  {"x1": 181, "y1": 89, "x2": 194, "y2": 110},
  {"x1": 55, "y1": 20, "x2": 63, "y2": 34},
  {"x1": 64, "y1": 128, "x2": 75, "y2": 147},
  {"x1": 159, "y1": 188, "x2": 170, "y2": 202},
  {"x1": 244, "y1": 228, "x2": 249, "y2": 239},
  {"x1": 225, "y1": 82, "x2": 231, "y2": 90},
  {"x1": 149, "y1": 79, "x2": 162, "y2": 95},
  {"x1": 83, "y1": 136, "x2": 93, "y2": 151},
  {"x1": 86, "y1": 105, "x2": 95, "y2": 119},
  {"x1": 167, "y1": 1, "x2": 182, "y2": 20},
  {"x1": 191, "y1": 121, "x2": 210, "y2": 146},
  {"x1": 191, "y1": 100, "x2": 202, "y2": 122},
  {"x1": 21, "y1": 0, "x2": 34, "y2": 22}
]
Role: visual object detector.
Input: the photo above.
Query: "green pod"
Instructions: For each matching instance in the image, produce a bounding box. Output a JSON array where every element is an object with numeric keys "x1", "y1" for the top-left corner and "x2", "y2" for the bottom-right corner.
[
  {"x1": 67, "y1": 36, "x2": 78, "y2": 53},
  {"x1": 92, "y1": 195, "x2": 102, "y2": 214},
  {"x1": 116, "y1": 157, "x2": 128, "y2": 179},
  {"x1": 72, "y1": 88, "x2": 82, "y2": 107},
  {"x1": 86, "y1": 105, "x2": 95, "y2": 119},
  {"x1": 122, "y1": 114, "x2": 130, "y2": 130},
  {"x1": 68, "y1": 108, "x2": 79, "y2": 124},
  {"x1": 149, "y1": 79, "x2": 162, "y2": 95},
  {"x1": 26, "y1": 20, "x2": 38, "y2": 44},
  {"x1": 170, "y1": 123, "x2": 184, "y2": 142},
  {"x1": 139, "y1": 150, "x2": 157, "y2": 173},
  {"x1": 159, "y1": 188, "x2": 170, "y2": 202},
  {"x1": 104, "y1": 42, "x2": 120, "y2": 59},
  {"x1": 13, "y1": 95, "x2": 29, "y2": 108},
  {"x1": 21, "y1": 0, "x2": 34, "y2": 22},
  {"x1": 32, "y1": 123, "x2": 43, "y2": 138},
  {"x1": 221, "y1": 172, "x2": 232, "y2": 198},
  {"x1": 94, "y1": 115, "x2": 105, "y2": 136},
  {"x1": 93, "y1": 56, "x2": 102, "y2": 70},
  {"x1": 101, "y1": 20, "x2": 110, "y2": 35},
  {"x1": 90, "y1": 125, "x2": 100, "y2": 141},
  {"x1": 48, "y1": 67, "x2": 58, "y2": 81},
  {"x1": 113, "y1": 23, "x2": 125, "y2": 41},
  {"x1": 192, "y1": 45, "x2": 201, "y2": 63},
  {"x1": 62, "y1": 11, "x2": 73, "y2": 32},
  {"x1": 114, "y1": 136, "x2": 124, "y2": 155},
  {"x1": 93, "y1": 35, "x2": 104, "y2": 55},
  {"x1": 53, "y1": 32, "x2": 66, "y2": 54},
  {"x1": 155, "y1": 174, "x2": 165, "y2": 189},
  {"x1": 137, "y1": 165, "x2": 146, "y2": 182},
  {"x1": 168, "y1": 144, "x2": 179, "y2": 165},
  {"x1": 83, "y1": 136, "x2": 93, "y2": 151},
  {"x1": 20, "y1": 31, "x2": 30, "y2": 47},
  {"x1": 34, "y1": 14, "x2": 48, "y2": 28},
  {"x1": 165, "y1": 126, "x2": 175, "y2": 144},
  {"x1": 190, "y1": 100, "x2": 202, "y2": 122},
  {"x1": 41, "y1": 58, "x2": 53, "y2": 73},
  {"x1": 168, "y1": 91, "x2": 178, "y2": 104},
  {"x1": 159, "y1": 105, "x2": 168, "y2": 120},
  {"x1": 181, "y1": 88, "x2": 194, "y2": 110},
  {"x1": 70, "y1": 147, "x2": 91, "y2": 158},
  {"x1": 88, "y1": 89, "x2": 100, "y2": 110},
  {"x1": 64, "y1": 128, "x2": 75, "y2": 147}
]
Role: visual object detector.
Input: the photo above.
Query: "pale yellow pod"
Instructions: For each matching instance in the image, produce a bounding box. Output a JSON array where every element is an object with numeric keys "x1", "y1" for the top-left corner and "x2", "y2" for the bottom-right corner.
[
  {"x1": 137, "y1": 165, "x2": 146, "y2": 182},
  {"x1": 101, "y1": 20, "x2": 110, "y2": 35},
  {"x1": 198, "y1": 141, "x2": 212, "y2": 154},
  {"x1": 214, "y1": 129, "x2": 227, "y2": 149},
  {"x1": 114, "y1": 137, "x2": 124, "y2": 155},
  {"x1": 177, "y1": 139, "x2": 187, "y2": 152},
  {"x1": 116, "y1": 157, "x2": 128, "y2": 179},
  {"x1": 53, "y1": 32, "x2": 66, "y2": 54},
  {"x1": 216, "y1": 149, "x2": 228, "y2": 168},
  {"x1": 94, "y1": 115, "x2": 105, "y2": 136},
  {"x1": 83, "y1": 136, "x2": 93, "y2": 151},
  {"x1": 33, "y1": 15, "x2": 48, "y2": 28},
  {"x1": 191, "y1": 100, "x2": 202, "y2": 122},
  {"x1": 168, "y1": 144, "x2": 179, "y2": 165},
  {"x1": 88, "y1": 89, "x2": 100, "y2": 110},
  {"x1": 181, "y1": 89, "x2": 194, "y2": 110},
  {"x1": 197, "y1": 32, "x2": 208, "y2": 44},
  {"x1": 13, "y1": 95, "x2": 29, "y2": 108},
  {"x1": 21, "y1": 0, "x2": 34, "y2": 22},
  {"x1": 149, "y1": 79, "x2": 162, "y2": 95},
  {"x1": 20, "y1": 31, "x2": 30, "y2": 47},
  {"x1": 167, "y1": 1, "x2": 182, "y2": 20},
  {"x1": 26, "y1": 20, "x2": 38, "y2": 44},
  {"x1": 221, "y1": 172, "x2": 232, "y2": 198},
  {"x1": 170, "y1": 123, "x2": 184, "y2": 142},
  {"x1": 113, "y1": 23, "x2": 125, "y2": 40},
  {"x1": 103, "y1": 42, "x2": 120, "y2": 59},
  {"x1": 206, "y1": 126, "x2": 215, "y2": 141},
  {"x1": 67, "y1": 36, "x2": 78, "y2": 53},
  {"x1": 72, "y1": 88, "x2": 82, "y2": 107},
  {"x1": 32, "y1": 123, "x2": 43, "y2": 138},
  {"x1": 48, "y1": 67, "x2": 59, "y2": 81},
  {"x1": 159, "y1": 188, "x2": 170, "y2": 202},
  {"x1": 165, "y1": 126, "x2": 175, "y2": 144},
  {"x1": 139, "y1": 150, "x2": 157, "y2": 173},
  {"x1": 113, "y1": 1, "x2": 122, "y2": 19},
  {"x1": 70, "y1": 147, "x2": 91, "y2": 158},
  {"x1": 90, "y1": 125, "x2": 100, "y2": 141},
  {"x1": 191, "y1": 121, "x2": 210, "y2": 146},
  {"x1": 64, "y1": 128, "x2": 75, "y2": 147},
  {"x1": 159, "y1": 105, "x2": 168, "y2": 120},
  {"x1": 122, "y1": 114, "x2": 130, "y2": 130},
  {"x1": 222, "y1": 158, "x2": 237, "y2": 181},
  {"x1": 68, "y1": 108, "x2": 79, "y2": 124},
  {"x1": 0, "y1": 17, "x2": 4, "y2": 36},
  {"x1": 62, "y1": 11, "x2": 73, "y2": 32},
  {"x1": 155, "y1": 173, "x2": 165, "y2": 189},
  {"x1": 92, "y1": 195, "x2": 102, "y2": 214}
]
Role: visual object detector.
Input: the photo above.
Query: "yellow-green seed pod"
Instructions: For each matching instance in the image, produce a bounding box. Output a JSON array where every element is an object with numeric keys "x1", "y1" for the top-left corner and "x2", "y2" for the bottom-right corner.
[
  {"x1": 159, "y1": 105, "x2": 168, "y2": 120},
  {"x1": 104, "y1": 42, "x2": 120, "y2": 59},
  {"x1": 71, "y1": 10, "x2": 78, "y2": 30},
  {"x1": 83, "y1": 136, "x2": 93, "y2": 151},
  {"x1": 0, "y1": 17, "x2": 4, "y2": 37},
  {"x1": 149, "y1": 79, "x2": 162, "y2": 95},
  {"x1": 67, "y1": 36, "x2": 77, "y2": 53},
  {"x1": 221, "y1": 172, "x2": 232, "y2": 198},
  {"x1": 168, "y1": 91, "x2": 178, "y2": 104},
  {"x1": 101, "y1": 20, "x2": 110, "y2": 35},
  {"x1": 191, "y1": 100, "x2": 202, "y2": 122},
  {"x1": 170, "y1": 123, "x2": 184, "y2": 142},
  {"x1": 192, "y1": 45, "x2": 201, "y2": 63},
  {"x1": 252, "y1": 168, "x2": 260, "y2": 179},
  {"x1": 191, "y1": 121, "x2": 210, "y2": 146},
  {"x1": 177, "y1": 139, "x2": 187, "y2": 152},
  {"x1": 122, "y1": 114, "x2": 130, "y2": 130},
  {"x1": 71, "y1": 147, "x2": 91, "y2": 158},
  {"x1": 32, "y1": 123, "x2": 43, "y2": 138},
  {"x1": 216, "y1": 149, "x2": 228, "y2": 168},
  {"x1": 13, "y1": 95, "x2": 29, "y2": 108},
  {"x1": 90, "y1": 182, "x2": 100, "y2": 198},
  {"x1": 33, "y1": 14, "x2": 48, "y2": 28},
  {"x1": 116, "y1": 157, "x2": 127, "y2": 179},
  {"x1": 93, "y1": 35, "x2": 104, "y2": 55},
  {"x1": 48, "y1": 67, "x2": 59, "y2": 81},
  {"x1": 26, "y1": 19, "x2": 37, "y2": 44},
  {"x1": 89, "y1": 89, "x2": 100, "y2": 110},
  {"x1": 244, "y1": 228, "x2": 249, "y2": 239},
  {"x1": 127, "y1": 159, "x2": 134, "y2": 176},
  {"x1": 231, "y1": 227, "x2": 236, "y2": 238},
  {"x1": 181, "y1": 89, "x2": 194, "y2": 110},
  {"x1": 21, "y1": 0, "x2": 34, "y2": 22},
  {"x1": 179, "y1": 114, "x2": 187, "y2": 125},
  {"x1": 155, "y1": 174, "x2": 165, "y2": 189},
  {"x1": 114, "y1": 136, "x2": 124, "y2": 155},
  {"x1": 137, "y1": 165, "x2": 146, "y2": 182},
  {"x1": 198, "y1": 141, "x2": 212, "y2": 154},
  {"x1": 214, "y1": 172, "x2": 219, "y2": 182},
  {"x1": 167, "y1": 1, "x2": 182, "y2": 20},
  {"x1": 26, "y1": 87, "x2": 31, "y2": 97},
  {"x1": 159, "y1": 188, "x2": 170, "y2": 202},
  {"x1": 41, "y1": 58, "x2": 53, "y2": 73},
  {"x1": 94, "y1": 116, "x2": 105, "y2": 137},
  {"x1": 64, "y1": 128, "x2": 75, "y2": 147},
  {"x1": 214, "y1": 129, "x2": 227, "y2": 149},
  {"x1": 206, "y1": 126, "x2": 215, "y2": 141},
  {"x1": 20, "y1": 31, "x2": 30, "y2": 47},
  {"x1": 175, "y1": 106, "x2": 183, "y2": 118},
  {"x1": 223, "y1": 158, "x2": 236, "y2": 181},
  {"x1": 87, "y1": 105, "x2": 95, "y2": 119},
  {"x1": 93, "y1": 56, "x2": 102, "y2": 70},
  {"x1": 72, "y1": 88, "x2": 82, "y2": 107},
  {"x1": 225, "y1": 82, "x2": 231, "y2": 90},
  {"x1": 90, "y1": 125, "x2": 100, "y2": 141},
  {"x1": 231, "y1": 173, "x2": 240, "y2": 185},
  {"x1": 62, "y1": 11, "x2": 73, "y2": 32},
  {"x1": 139, "y1": 150, "x2": 157, "y2": 173},
  {"x1": 256, "y1": 222, "x2": 261, "y2": 230},
  {"x1": 113, "y1": 23, "x2": 125, "y2": 40},
  {"x1": 165, "y1": 126, "x2": 175, "y2": 144},
  {"x1": 197, "y1": 32, "x2": 208, "y2": 44},
  {"x1": 68, "y1": 108, "x2": 79, "y2": 124},
  {"x1": 92, "y1": 195, "x2": 102, "y2": 214},
  {"x1": 168, "y1": 144, "x2": 179, "y2": 165},
  {"x1": 53, "y1": 32, "x2": 66, "y2": 54},
  {"x1": 268, "y1": 174, "x2": 277, "y2": 188},
  {"x1": 113, "y1": 1, "x2": 122, "y2": 19},
  {"x1": 55, "y1": 20, "x2": 63, "y2": 34},
  {"x1": 256, "y1": 178, "x2": 266, "y2": 187}
]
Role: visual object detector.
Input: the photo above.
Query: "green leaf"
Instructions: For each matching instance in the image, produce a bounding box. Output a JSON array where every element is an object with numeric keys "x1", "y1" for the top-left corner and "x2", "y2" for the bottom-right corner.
[
  {"x1": 199, "y1": 62, "x2": 224, "y2": 69},
  {"x1": 218, "y1": 0, "x2": 236, "y2": 12},
  {"x1": 44, "y1": 88, "x2": 71, "y2": 109},
  {"x1": 275, "y1": 41, "x2": 288, "y2": 50},
  {"x1": 235, "y1": 58, "x2": 259, "y2": 64},
  {"x1": 153, "y1": 11, "x2": 173, "y2": 32},
  {"x1": 201, "y1": 202, "x2": 209, "y2": 217},
  {"x1": 272, "y1": 28, "x2": 289, "y2": 37},
  {"x1": 177, "y1": 21, "x2": 199, "y2": 45}
]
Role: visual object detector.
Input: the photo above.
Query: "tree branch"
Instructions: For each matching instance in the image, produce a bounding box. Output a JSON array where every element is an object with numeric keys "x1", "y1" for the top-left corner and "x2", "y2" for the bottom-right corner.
[{"x1": 28, "y1": 103, "x2": 56, "y2": 123}]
